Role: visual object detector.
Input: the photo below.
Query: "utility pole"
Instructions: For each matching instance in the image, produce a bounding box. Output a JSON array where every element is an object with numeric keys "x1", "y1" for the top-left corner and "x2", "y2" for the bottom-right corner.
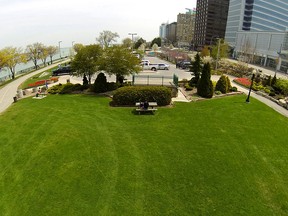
[
  {"x1": 215, "y1": 38, "x2": 221, "y2": 71},
  {"x1": 58, "y1": 41, "x2": 62, "y2": 59},
  {"x1": 128, "y1": 33, "x2": 137, "y2": 52}
]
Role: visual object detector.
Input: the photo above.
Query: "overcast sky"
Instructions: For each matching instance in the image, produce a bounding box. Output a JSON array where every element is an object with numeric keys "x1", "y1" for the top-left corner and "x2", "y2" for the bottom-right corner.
[{"x1": 0, "y1": 0, "x2": 197, "y2": 49}]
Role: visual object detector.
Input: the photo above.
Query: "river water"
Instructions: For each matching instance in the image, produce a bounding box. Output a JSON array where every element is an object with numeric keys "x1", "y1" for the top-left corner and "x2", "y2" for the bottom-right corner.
[{"x1": 0, "y1": 47, "x2": 71, "y2": 81}]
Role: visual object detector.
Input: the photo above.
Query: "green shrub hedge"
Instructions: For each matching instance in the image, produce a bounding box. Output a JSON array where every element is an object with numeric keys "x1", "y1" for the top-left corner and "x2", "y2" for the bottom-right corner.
[
  {"x1": 112, "y1": 86, "x2": 172, "y2": 106},
  {"x1": 47, "y1": 83, "x2": 87, "y2": 94}
]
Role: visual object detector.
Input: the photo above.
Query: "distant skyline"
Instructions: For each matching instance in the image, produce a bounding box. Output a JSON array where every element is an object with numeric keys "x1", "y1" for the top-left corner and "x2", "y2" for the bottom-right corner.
[{"x1": 0, "y1": 0, "x2": 197, "y2": 48}]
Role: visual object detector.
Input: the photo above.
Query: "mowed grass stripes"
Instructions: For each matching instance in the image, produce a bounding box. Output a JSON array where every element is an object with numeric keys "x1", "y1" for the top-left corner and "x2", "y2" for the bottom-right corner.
[{"x1": 0, "y1": 94, "x2": 288, "y2": 215}]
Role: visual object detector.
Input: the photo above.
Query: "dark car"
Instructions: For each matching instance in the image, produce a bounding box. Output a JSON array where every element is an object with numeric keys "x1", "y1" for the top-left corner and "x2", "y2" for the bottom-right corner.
[
  {"x1": 52, "y1": 65, "x2": 72, "y2": 76},
  {"x1": 179, "y1": 61, "x2": 192, "y2": 70}
]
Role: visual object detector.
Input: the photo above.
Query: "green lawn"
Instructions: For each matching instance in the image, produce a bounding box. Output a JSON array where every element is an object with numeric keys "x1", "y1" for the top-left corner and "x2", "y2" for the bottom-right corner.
[{"x1": 0, "y1": 94, "x2": 288, "y2": 215}]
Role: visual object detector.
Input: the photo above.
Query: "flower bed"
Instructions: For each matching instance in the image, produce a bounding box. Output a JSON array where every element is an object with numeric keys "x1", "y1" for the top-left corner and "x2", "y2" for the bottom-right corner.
[
  {"x1": 28, "y1": 77, "x2": 59, "y2": 88},
  {"x1": 233, "y1": 77, "x2": 251, "y2": 88}
]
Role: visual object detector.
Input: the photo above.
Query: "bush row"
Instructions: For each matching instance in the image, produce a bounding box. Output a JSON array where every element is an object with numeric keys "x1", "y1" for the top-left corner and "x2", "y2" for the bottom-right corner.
[
  {"x1": 47, "y1": 83, "x2": 88, "y2": 94},
  {"x1": 112, "y1": 86, "x2": 172, "y2": 106}
]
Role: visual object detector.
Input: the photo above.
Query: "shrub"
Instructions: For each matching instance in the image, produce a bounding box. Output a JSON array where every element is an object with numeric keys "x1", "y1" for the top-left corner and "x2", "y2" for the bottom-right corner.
[
  {"x1": 112, "y1": 86, "x2": 172, "y2": 106},
  {"x1": 197, "y1": 62, "x2": 214, "y2": 98},
  {"x1": 82, "y1": 74, "x2": 89, "y2": 86},
  {"x1": 215, "y1": 75, "x2": 229, "y2": 94},
  {"x1": 185, "y1": 83, "x2": 193, "y2": 91},
  {"x1": 59, "y1": 83, "x2": 75, "y2": 94},
  {"x1": 274, "y1": 78, "x2": 288, "y2": 96},
  {"x1": 264, "y1": 88, "x2": 271, "y2": 94},
  {"x1": 215, "y1": 90, "x2": 222, "y2": 95},
  {"x1": 47, "y1": 84, "x2": 64, "y2": 94},
  {"x1": 107, "y1": 82, "x2": 118, "y2": 91},
  {"x1": 252, "y1": 83, "x2": 264, "y2": 91},
  {"x1": 47, "y1": 83, "x2": 85, "y2": 94},
  {"x1": 94, "y1": 73, "x2": 108, "y2": 93},
  {"x1": 269, "y1": 92, "x2": 276, "y2": 97},
  {"x1": 230, "y1": 86, "x2": 238, "y2": 92}
]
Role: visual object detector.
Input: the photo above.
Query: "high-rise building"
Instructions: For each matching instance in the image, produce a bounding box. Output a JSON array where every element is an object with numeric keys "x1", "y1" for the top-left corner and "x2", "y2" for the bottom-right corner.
[
  {"x1": 193, "y1": 0, "x2": 230, "y2": 49},
  {"x1": 225, "y1": 0, "x2": 288, "y2": 46},
  {"x1": 159, "y1": 22, "x2": 168, "y2": 40},
  {"x1": 166, "y1": 22, "x2": 177, "y2": 45},
  {"x1": 176, "y1": 9, "x2": 196, "y2": 48}
]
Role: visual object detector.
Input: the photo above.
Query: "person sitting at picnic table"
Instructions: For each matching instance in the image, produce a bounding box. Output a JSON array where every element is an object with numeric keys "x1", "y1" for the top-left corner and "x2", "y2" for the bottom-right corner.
[
  {"x1": 143, "y1": 101, "x2": 149, "y2": 110},
  {"x1": 36, "y1": 88, "x2": 41, "y2": 97}
]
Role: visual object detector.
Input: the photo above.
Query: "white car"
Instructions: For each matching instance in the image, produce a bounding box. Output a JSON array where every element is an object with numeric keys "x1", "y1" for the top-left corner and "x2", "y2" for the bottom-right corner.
[{"x1": 157, "y1": 63, "x2": 169, "y2": 70}]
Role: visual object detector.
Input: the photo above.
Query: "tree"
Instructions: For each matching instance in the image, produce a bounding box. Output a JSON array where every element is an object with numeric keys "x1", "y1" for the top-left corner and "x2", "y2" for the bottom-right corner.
[
  {"x1": 210, "y1": 39, "x2": 229, "y2": 60},
  {"x1": 96, "y1": 30, "x2": 119, "y2": 48},
  {"x1": 46, "y1": 46, "x2": 58, "y2": 65},
  {"x1": 215, "y1": 75, "x2": 230, "y2": 94},
  {"x1": 150, "y1": 37, "x2": 161, "y2": 48},
  {"x1": 73, "y1": 43, "x2": 84, "y2": 53},
  {"x1": 38, "y1": 45, "x2": 49, "y2": 66},
  {"x1": 100, "y1": 45, "x2": 142, "y2": 83},
  {"x1": 197, "y1": 62, "x2": 214, "y2": 98},
  {"x1": 152, "y1": 43, "x2": 159, "y2": 52},
  {"x1": 134, "y1": 38, "x2": 146, "y2": 50},
  {"x1": 0, "y1": 47, "x2": 27, "y2": 79},
  {"x1": 122, "y1": 38, "x2": 133, "y2": 49},
  {"x1": 83, "y1": 74, "x2": 88, "y2": 86},
  {"x1": 26, "y1": 42, "x2": 43, "y2": 69},
  {"x1": 189, "y1": 53, "x2": 202, "y2": 86},
  {"x1": 238, "y1": 39, "x2": 255, "y2": 63},
  {"x1": 71, "y1": 44, "x2": 103, "y2": 84},
  {"x1": 94, "y1": 72, "x2": 107, "y2": 93},
  {"x1": 201, "y1": 46, "x2": 210, "y2": 57}
]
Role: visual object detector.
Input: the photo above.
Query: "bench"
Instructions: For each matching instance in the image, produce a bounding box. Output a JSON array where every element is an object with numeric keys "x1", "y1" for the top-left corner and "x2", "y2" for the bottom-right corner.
[{"x1": 135, "y1": 102, "x2": 158, "y2": 114}]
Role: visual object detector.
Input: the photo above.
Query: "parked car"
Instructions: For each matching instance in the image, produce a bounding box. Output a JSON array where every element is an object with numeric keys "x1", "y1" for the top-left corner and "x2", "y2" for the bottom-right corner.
[
  {"x1": 157, "y1": 63, "x2": 170, "y2": 70},
  {"x1": 179, "y1": 61, "x2": 192, "y2": 70},
  {"x1": 52, "y1": 65, "x2": 72, "y2": 76}
]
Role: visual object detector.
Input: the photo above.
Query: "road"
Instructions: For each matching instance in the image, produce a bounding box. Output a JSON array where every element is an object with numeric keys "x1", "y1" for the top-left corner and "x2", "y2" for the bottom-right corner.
[{"x1": 0, "y1": 60, "x2": 70, "y2": 114}]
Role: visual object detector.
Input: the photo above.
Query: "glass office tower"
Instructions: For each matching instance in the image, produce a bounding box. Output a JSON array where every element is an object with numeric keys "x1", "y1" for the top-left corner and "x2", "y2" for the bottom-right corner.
[{"x1": 225, "y1": 0, "x2": 288, "y2": 46}]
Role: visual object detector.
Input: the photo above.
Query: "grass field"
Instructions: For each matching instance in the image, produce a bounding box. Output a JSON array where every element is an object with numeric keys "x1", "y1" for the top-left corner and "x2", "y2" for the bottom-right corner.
[{"x1": 0, "y1": 94, "x2": 288, "y2": 215}]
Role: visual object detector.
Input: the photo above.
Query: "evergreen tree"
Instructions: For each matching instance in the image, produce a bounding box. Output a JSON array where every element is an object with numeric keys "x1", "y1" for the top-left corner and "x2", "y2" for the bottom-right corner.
[
  {"x1": 197, "y1": 62, "x2": 214, "y2": 98},
  {"x1": 189, "y1": 53, "x2": 202, "y2": 86},
  {"x1": 150, "y1": 37, "x2": 161, "y2": 48},
  {"x1": 82, "y1": 74, "x2": 88, "y2": 86},
  {"x1": 215, "y1": 75, "x2": 228, "y2": 93},
  {"x1": 94, "y1": 72, "x2": 108, "y2": 93},
  {"x1": 271, "y1": 74, "x2": 277, "y2": 87}
]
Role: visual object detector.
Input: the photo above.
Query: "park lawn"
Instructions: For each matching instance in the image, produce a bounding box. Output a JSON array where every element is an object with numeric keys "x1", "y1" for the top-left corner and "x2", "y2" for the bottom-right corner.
[{"x1": 0, "y1": 94, "x2": 288, "y2": 215}]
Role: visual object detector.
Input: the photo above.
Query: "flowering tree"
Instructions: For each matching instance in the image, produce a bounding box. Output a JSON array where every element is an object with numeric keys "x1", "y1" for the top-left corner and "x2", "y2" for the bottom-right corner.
[{"x1": 0, "y1": 47, "x2": 27, "y2": 79}]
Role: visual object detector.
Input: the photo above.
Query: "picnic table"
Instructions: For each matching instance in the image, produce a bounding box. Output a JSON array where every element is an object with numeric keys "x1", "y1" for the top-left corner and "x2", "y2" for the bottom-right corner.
[{"x1": 135, "y1": 102, "x2": 158, "y2": 114}]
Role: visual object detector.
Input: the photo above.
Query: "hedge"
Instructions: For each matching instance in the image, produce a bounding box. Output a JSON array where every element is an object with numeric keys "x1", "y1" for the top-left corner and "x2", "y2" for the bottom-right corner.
[{"x1": 112, "y1": 86, "x2": 172, "y2": 106}]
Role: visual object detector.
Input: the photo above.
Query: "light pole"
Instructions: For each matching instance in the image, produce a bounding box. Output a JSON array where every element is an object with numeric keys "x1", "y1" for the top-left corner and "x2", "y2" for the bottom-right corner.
[
  {"x1": 246, "y1": 70, "x2": 256, "y2": 103},
  {"x1": 215, "y1": 38, "x2": 221, "y2": 71},
  {"x1": 71, "y1": 41, "x2": 75, "y2": 57},
  {"x1": 128, "y1": 33, "x2": 137, "y2": 52},
  {"x1": 58, "y1": 41, "x2": 62, "y2": 59}
]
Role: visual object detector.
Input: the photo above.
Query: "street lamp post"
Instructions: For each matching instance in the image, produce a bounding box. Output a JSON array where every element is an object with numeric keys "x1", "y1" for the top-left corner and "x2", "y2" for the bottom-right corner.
[
  {"x1": 246, "y1": 70, "x2": 256, "y2": 103},
  {"x1": 58, "y1": 41, "x2": 62, "y2": 59},
  {"x1": 215, "y1": 38, "x2": 221, "y2": 71},
  {"x1": 128, "y1": 33, "x2": 137, "y2": 52},
  {"x1": 71, "y1": 41, "x2": 75, "y2": 57}
]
